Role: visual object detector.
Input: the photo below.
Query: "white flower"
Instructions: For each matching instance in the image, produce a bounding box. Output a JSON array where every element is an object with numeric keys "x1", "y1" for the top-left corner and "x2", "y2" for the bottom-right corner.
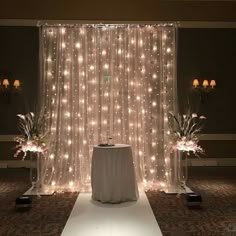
[
  {"x1": 200, "y1": 116, "x2": 207, "y2": 119},
  {"x1": 168, "y1": 110, "x2": 206, "y2": 155},
  {"x1": 17, "y1": 114, "x2": 25, "y2": 119},
  {"x1": 14, "y1": 112, "x2": 48, "y2": 159}
]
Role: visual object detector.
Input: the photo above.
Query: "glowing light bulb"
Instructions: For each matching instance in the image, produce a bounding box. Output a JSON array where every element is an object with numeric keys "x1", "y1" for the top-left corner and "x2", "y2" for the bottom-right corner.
[
  {"x1": 151, "y1": 156, "x2": 156, "y2": 161},
  {"x1": 104, "y1": 64, "x2": 109, "y2": 69},
  {"x1": 166, "y1": 48, "x2": 171, "y2": 53},
  {"x1": 152, "y1": 101, "x2": 157, "y2": 107},
  {"x1": 67, "y1": 126, "x2": 71, "y2": 131},
  {"x1": 60, "y1": 28, "x2": 66, "y2": 34},
  {"x1": 68, "y1": 140, "x2": 72, "y2": 145},
  {"x1": 102, "y1": 50, "x2": 106, "y2": 55},
  {"x1": 162, "y1": 34, "x2": 167, "y2": 40},
  {"x1": 78, "y1": 56, "x2": 83, "y2": 63},
  {"x1": 75, "y1": 42, "x2": 81, "y2": 48},
  {"x1": 153, "y1": 46, "x2": 157, "y2": 51},
  {"x1": 50, "y1": 154, "x2": 54, "y2": 159},
  {"x1": 160, "y1": 182, "x2": 166, "y2": 187},
  {"x1": 51, "y1": 181, "x2": 56, "y2": 186},
  {"x1": 64, "y1": 154, "x2": 69, "y2": 159},
  {"x1": 62, "y1": 42, "x2": 66, "y2": 48},
  {"x1": 69, "y1": 167, "x2": 73, "y2": 172}
]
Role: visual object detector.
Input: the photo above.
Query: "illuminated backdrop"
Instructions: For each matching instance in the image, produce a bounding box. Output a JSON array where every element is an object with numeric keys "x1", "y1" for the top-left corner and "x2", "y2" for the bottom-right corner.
[{"x1": 40, "y1": 24, "x2": 177, "y2": 192}]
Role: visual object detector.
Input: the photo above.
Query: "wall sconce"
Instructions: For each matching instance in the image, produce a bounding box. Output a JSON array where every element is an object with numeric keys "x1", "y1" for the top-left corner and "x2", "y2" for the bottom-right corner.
[
  {"x1": 192, "y1": 79, "x2": 216, "y2": 102},
  {"x1": 0, "y1": 78, "x2": 21, "y2": 103}
]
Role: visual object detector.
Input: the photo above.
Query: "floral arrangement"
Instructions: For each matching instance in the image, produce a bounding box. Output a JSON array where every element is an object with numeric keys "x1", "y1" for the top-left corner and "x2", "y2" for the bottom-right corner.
[
  {"x1": 168, "y1": 111, "x2": 206, "y2": 155},
  {"x1": 14, "y1": 112, "x2": 48, "y2": 159}
]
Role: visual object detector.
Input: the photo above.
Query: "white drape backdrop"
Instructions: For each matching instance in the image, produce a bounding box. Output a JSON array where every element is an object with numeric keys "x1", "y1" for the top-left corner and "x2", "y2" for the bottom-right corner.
[{"x1": 39, "y1": 24, "x2": 177, "y2": 192}]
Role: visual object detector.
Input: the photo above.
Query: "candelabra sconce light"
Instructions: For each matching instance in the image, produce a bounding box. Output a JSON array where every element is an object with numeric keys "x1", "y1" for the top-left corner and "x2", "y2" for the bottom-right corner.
[
  {"x1": 192, "y1": 79, "x2": 216, "y2": 103},
  {"x1": 0, "y1": 78, "x2": 22, "y2": 103}
]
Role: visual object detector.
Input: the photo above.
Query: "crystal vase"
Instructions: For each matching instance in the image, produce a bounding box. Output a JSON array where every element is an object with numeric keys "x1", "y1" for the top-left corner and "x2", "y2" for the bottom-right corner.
[
  {"x1": 30, "y1": 152, "x2": 41, "y2": 195},
  {"x1": 177, "y1": 150, "x2": 188, "y2": 191}
]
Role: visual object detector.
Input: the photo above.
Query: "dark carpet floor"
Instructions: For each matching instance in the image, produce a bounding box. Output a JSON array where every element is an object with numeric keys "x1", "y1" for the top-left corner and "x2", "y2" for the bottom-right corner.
[
  {"x1": 147, "y1": 167, "x2": 236, "y2": 236},
  {"x1": 0, "y1": 167, "x2": 236, "y2": 236}
]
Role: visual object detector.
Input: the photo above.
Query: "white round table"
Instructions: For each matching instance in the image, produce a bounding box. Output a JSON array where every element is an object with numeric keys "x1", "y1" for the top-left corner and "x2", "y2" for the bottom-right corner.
[{"x1": 91, "y1": 144, "x2": 139, "y2": 203}]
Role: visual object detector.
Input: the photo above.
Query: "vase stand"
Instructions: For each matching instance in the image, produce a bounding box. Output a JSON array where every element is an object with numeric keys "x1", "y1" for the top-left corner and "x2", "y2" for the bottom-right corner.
[
  {"x1": 163, "y1": 184, "x2": 194, "y2": 194},
  {"x1": 23, "y1": 186, "x2": 54, "y2": 196}
]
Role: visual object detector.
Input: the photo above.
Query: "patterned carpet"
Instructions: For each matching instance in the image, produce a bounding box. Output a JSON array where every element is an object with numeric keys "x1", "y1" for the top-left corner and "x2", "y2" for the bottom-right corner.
[
  {"x1": 0, "y1": 167, "x2": 236, "y2": 236},
  {"x1": 0, "y1": 169, "x2": 78, "y2": 236},
  {"x1": 147, "y1": 167, "x2": 236, "y2": 236}
]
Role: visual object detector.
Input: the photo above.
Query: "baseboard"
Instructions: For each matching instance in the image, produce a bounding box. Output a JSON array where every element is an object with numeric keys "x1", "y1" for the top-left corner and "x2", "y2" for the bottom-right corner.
[
  {"x1": 189, "y1": 158, "x2": 236, "y2": 167},
  {"x1": 0, "y1": 160, "x2": 31, "y2": 168}
]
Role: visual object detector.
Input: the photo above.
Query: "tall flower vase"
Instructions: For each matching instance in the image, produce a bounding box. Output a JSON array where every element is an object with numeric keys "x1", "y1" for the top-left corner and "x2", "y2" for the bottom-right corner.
[
  {"x1": 177, "y1": 150, "x2": 188, "y2": 192},
  {"x1": 30, "y1": 152, "x2": 41, "y2": 196}
]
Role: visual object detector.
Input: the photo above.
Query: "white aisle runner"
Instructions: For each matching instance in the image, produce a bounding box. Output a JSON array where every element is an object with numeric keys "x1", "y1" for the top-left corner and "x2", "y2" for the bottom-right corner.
[{"x1": 61, "y1": 192, "x2": 162, "y2": 236}]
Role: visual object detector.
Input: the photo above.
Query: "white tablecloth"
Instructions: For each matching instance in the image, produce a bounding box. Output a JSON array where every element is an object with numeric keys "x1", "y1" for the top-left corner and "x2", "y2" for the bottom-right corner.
[{"x1": 91, "y1": 144, "x2": 139, "y2": 203}]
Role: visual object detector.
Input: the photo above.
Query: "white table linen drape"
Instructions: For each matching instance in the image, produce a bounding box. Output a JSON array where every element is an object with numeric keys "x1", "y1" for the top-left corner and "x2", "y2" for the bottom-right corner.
[{"x1": 91, "y1": 144, "x2": 139, "y2": 203}]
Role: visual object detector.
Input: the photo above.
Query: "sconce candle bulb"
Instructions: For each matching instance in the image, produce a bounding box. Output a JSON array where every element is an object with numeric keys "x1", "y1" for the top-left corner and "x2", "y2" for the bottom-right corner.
[
  {"x1": 192, "y1": 78, "x2": 216, "y2": 103},
  {"x1": 2, "y1": 79, "x2": 9, "y2": 88},
  {"x1": 13, "y1": 80, "x2": 20, "y2": 89},
  {"x1": 210, "y1": 79, "x2": 216, "y2": 88},
  {"x1": 193, "y1": 79, "x2": 199, "y2": 88},
  {"x1": 202, "y1": 80, "x2": 209, "y2": 88}
]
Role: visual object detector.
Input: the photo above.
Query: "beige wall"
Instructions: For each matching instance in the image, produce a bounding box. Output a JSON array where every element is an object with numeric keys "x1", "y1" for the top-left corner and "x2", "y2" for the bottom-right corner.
[{"x1": 1, "y1": 1, "x2": 236, "y2": 21}]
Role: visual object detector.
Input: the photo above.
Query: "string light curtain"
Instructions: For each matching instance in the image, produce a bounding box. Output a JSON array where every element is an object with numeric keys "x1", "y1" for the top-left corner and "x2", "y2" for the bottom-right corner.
[{"x1": 39, "y1": 24, "x2": 177, "y2": 192}]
